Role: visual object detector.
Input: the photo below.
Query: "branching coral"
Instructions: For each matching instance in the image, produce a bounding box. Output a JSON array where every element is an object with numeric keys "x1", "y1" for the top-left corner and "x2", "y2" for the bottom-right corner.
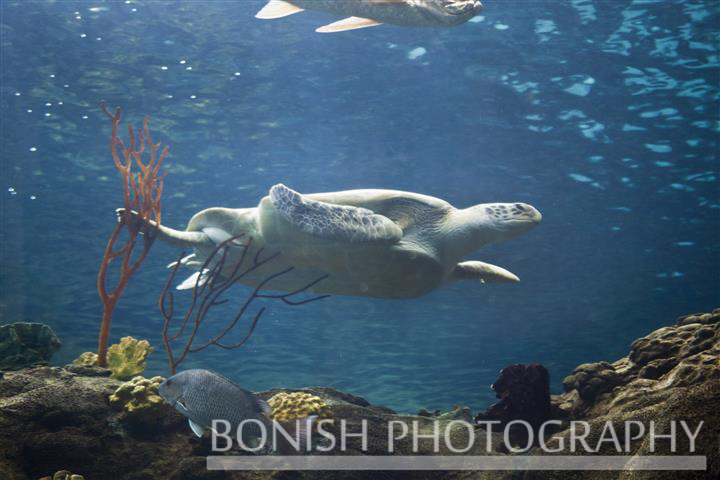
[
  {"x1": 96, "y1": 103, "x2": 168, "y2": 367},
  {"x1": 160, "y1": 235, "x2": 330, "y2": 374}
]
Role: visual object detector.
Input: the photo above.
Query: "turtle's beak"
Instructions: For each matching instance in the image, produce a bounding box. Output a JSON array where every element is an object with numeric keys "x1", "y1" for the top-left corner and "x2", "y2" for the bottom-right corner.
[{"x1": 514, "y1": 203, "x2": 542, "y2": 224}]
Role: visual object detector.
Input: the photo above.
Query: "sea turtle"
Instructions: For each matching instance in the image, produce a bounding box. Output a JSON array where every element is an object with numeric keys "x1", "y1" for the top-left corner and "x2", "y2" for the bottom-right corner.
[
  {"x1": 145, "y1": 184, "x2": 541, "y2": 299},
  {"x1": 255, "y1": 0, "x2": 484, "y2": 33}
]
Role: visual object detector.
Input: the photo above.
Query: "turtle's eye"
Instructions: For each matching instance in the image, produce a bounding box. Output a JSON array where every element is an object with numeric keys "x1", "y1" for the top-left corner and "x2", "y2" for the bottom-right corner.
[{"x1": 514, "y1": 203, "x2": 528, "y2": 212}]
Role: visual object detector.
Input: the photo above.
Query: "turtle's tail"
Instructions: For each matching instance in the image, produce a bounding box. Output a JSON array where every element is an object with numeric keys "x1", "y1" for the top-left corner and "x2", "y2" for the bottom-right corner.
[{"x1": 116, "y1": 208, "x2": 212, "y2": 247}]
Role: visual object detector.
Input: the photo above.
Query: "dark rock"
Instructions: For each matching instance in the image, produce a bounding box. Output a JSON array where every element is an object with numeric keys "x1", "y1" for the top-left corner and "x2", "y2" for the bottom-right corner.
[
  {"x1": 0, "y1": 323, "x2": 61, "y2": 370},
  {"x1": 475, "y1": 364, "x2": 554, "y2": 446}
]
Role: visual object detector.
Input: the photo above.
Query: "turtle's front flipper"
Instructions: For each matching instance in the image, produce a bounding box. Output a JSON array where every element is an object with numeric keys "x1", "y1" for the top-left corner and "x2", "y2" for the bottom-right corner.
[
  {"x1": 450, "y1": 261, "x2": 520, "y2": 284},
  {"x1": 115, "y1": 208, "x2": 212, "y2": 248},
  {"x1": 269, "y1": 184, "x2": 402, "y2": 244}
]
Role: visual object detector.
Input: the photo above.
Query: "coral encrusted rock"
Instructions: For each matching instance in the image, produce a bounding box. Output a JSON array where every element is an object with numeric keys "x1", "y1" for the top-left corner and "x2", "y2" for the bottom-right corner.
[
  {"x1": 108, "y1": 375, "x2": 167, "y2": 425},
  {"x1": 0, "y1": 322, "x2": 61, "y2": 370}
]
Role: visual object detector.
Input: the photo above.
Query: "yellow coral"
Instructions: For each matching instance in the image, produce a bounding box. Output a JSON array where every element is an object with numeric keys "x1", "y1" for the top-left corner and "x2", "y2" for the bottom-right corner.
[
  {"x1": 106, "y1": 336, "x2": 153, "y2": 380},
  {"x1": 38, "y1": 471, "x2": 85, "y2": 480},
  {"x1": 109, "y1": 375, "x2": 166, "y2": 423},
  {"x1": 267, "y1": 391, "x2": 331, "y2": 422},
  {"x1": 72, "y1": 351, "x2": 98, "y2": 366}
]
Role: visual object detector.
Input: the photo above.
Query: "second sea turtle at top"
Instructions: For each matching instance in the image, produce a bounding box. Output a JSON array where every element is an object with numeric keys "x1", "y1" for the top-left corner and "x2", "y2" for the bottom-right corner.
[
  {"x1": 144, "y1": 184, "x2": 541, "y2": 299},
  {"x1": 255, "y1": 0, "x2": 484, "y2": 33}
]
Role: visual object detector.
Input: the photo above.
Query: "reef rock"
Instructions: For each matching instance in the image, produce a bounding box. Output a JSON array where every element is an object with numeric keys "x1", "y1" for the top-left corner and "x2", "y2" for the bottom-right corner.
[
  {"x1": 560, "y1": 308, "x2": 720, "y2": 421},
  {"x1": 0, "y1": 322, "x2": 61, "y2": 370},
  {"x1": 0, "y1": 308, "x2": 717, "y2": 480},
  {"x1": 0, "y1": 367, "x2": 501, "y2": 480},
  {"x1": 513, "y1": 308, "x2": 720, "y2": 480}
]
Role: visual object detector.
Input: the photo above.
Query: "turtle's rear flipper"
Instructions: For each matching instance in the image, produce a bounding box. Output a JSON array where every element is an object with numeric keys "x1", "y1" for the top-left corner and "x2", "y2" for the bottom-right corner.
[
  {"x1": 116, "y1": 208, "x2": 151, "y2": 232},
  {"x1": 115, "y1": 208, "x2": 211, "y2": 248},
  {"x1": 450, "y1": 261, "x2": 520, "y2": 284}
]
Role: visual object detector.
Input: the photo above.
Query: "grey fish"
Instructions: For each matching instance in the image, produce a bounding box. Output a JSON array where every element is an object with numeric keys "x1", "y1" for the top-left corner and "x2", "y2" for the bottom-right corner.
[
  {"x1": 255, "y1": 0, "x2": 483, "y2": 33},
  {"x1": 158, "y1": 369, "x2": 313, "y2": 450}
]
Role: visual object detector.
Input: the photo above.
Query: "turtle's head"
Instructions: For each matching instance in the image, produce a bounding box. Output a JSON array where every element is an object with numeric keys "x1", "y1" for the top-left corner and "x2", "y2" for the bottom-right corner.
[
  {"x1": 480, "y1": 202, "x2": 542, "y2": 240},
  {"x1": 448, "y1": 202, "x2": 541, "y2": 256}
]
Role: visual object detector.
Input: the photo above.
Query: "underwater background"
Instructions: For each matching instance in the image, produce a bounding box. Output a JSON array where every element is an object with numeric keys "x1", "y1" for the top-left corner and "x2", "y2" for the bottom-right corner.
[{"x1": 0, "y1": 0, "x2": 717, "y2": 412}]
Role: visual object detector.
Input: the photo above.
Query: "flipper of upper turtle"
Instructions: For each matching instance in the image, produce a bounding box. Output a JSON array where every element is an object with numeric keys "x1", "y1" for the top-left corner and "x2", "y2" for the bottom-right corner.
[
  {"x1": 255, "y1": 0, "x2": 484, "y2": 33},
  {"x1": 134, "y1": 184, "x2": 541, "y2": 299}
]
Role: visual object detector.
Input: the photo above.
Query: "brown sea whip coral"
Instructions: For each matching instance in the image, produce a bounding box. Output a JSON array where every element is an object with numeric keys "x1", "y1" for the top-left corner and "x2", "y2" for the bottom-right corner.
[
  {"x1": 96, "y1": 103, "x2": 168, "y2": 367},
  {"x1": 159, "y1": 235, "x2": 329, "y2": 374}
]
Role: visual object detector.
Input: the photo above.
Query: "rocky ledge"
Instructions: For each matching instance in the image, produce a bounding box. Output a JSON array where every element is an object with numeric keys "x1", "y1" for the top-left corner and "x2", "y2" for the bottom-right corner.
[{"x1": 0, "y1": 309, "x2": 717, "y2": 480}]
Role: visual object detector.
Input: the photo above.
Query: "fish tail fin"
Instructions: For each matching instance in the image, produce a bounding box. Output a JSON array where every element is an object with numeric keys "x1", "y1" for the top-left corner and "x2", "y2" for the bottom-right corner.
[
  {"x1": 273, "y1": 415, "x2": 318, "y2": 454},
  {"x1": 296, "y1": 415, "x2": 318, "y2": 451}
]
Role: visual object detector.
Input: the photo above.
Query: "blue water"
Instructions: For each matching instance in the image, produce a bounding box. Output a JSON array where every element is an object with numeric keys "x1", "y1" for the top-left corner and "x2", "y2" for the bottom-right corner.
[{"x1": 0, "y1": 0, "x2": 718, "y2": 413}]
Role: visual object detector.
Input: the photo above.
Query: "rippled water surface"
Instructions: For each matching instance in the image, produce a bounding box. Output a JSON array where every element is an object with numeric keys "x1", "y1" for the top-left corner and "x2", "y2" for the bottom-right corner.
[{"x1": 1, "y1": 0, "x2": 718, "y2": 412}]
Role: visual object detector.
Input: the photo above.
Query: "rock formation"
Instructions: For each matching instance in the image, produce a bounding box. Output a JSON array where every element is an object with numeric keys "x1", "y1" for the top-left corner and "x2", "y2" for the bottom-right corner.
[
  {"x1": 0, "y1": 308, "x2": 716, "y2": 479},
  {"x1": 0, "y1": 323, "x2": 61, "y2": 370}
]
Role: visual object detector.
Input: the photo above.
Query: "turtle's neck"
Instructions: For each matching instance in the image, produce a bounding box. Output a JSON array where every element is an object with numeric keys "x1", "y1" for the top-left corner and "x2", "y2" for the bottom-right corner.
[{"x1": 443, "y1": 205, "x2": 504, "y2": 261}]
